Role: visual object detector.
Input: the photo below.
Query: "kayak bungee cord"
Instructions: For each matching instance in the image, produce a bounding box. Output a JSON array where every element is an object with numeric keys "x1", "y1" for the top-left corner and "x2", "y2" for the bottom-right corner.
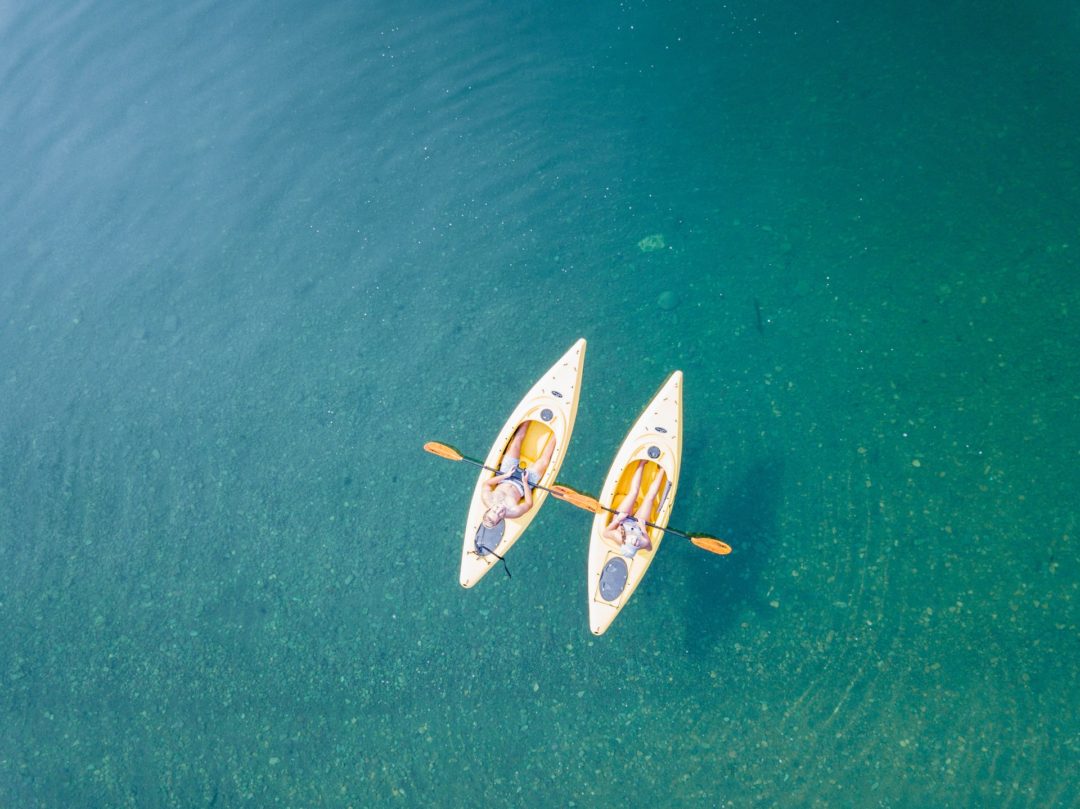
[{"x1": 475, "y1": 539, "x2": 512, "y2": 579}]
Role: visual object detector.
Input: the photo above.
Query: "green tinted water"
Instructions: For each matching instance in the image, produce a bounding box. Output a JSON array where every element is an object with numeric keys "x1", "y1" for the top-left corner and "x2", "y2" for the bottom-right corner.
[{"x1": 2, "y1": 0, "x2": 1077, "y2": 806}]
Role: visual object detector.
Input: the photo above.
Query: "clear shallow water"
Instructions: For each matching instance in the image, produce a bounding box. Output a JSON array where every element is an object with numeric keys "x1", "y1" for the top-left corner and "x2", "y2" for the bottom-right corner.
[{"x1": 2, "y1": 0, "x2": 1078, "y2": 806}]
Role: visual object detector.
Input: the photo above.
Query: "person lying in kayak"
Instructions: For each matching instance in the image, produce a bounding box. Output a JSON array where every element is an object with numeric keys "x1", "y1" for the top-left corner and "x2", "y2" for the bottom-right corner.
[
  {"x1": 602, "y1": 459, "x2": 666, "y2": 557},
  {"x1": 481, "y1": 421, "x2": 556, "y2": 529}
]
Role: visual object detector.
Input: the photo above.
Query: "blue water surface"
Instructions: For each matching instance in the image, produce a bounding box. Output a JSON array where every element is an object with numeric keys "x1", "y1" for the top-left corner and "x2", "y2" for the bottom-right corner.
[{"x1": 2, "y1": 0, "x2": 1078, "y2": 806}]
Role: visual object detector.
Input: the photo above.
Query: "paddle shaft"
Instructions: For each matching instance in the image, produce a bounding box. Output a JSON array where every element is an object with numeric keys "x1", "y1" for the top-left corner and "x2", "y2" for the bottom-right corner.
[
  {"x1": 593, "y1": 500, "x2": 694, "y2": 541},
  {"x1": 428, "y1": 443, "x2": 730, "y2": 554},
  {"x1": 585, "y1": 495, "x2": 730, "y2": 553},
  {"x1": 453, "y1": 453, "x2": 560, "y2": 497},
  {"x1": 548, "y1": 483, "x2": 710, "y2": 544}
]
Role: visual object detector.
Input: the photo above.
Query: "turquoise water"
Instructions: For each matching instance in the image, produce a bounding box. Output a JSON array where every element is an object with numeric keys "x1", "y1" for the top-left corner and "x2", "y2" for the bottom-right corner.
[{"x1": 2, "y1": 0, "x2": 1078, "y2": 805}]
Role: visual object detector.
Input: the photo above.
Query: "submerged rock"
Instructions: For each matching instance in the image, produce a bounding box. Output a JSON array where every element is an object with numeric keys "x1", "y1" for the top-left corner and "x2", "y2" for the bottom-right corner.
[
  {"x1": 637, "y1": 233, "x2": 666, "y2": 252},
  {"x1": 657, "y1": 290, "x2": 679, "y2": 311}
]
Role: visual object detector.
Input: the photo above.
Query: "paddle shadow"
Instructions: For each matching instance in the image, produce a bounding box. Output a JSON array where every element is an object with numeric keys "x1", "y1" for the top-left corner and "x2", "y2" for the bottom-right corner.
[{"x1": 676, "y1": 454, "x2": 784, "y2": 658}]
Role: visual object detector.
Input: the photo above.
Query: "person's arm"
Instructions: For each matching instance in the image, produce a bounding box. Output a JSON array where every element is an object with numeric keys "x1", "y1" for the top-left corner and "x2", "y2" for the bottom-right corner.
[
  {"x1": 503, "y1": 477, "x2": 534, "y2": 519},
  {"x1": 483, "y1": 471, "x2": 512, "y2": 492},
  {"x1": 504, "y1": 502, "x2": 528, "y2": 519},
  {"x1": 482, "y1": 473, "x2": 510, "y2": 506},
  {"x1": 602, "y1": 513, "x2": 626, "y2": 542}
]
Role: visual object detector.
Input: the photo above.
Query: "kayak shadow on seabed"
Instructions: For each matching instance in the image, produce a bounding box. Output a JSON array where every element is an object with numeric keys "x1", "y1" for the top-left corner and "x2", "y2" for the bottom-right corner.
[{"x1": 678, "y1": 455, "x2": 784, "y2": 659}]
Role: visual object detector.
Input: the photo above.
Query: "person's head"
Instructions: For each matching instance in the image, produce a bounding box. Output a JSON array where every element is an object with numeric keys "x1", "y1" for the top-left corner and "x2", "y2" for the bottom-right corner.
[{"x1": 482, "y1": 504, "x2": 507, "y2": 529}]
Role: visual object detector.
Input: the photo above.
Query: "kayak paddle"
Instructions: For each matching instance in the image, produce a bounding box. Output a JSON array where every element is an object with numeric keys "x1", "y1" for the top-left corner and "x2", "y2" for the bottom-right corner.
[
  {"x1": 424, "y1": 441, "x2": 497, "y2": 471},
  {"x1": 548, "y1": 483, "x2": 733, "y2": 556},
  {"x1": 425, "y1": 443, "x2": 731, "y2": 555},
  {"x1": 423, "y1": 441, "x2": 561, "y2": 496}
]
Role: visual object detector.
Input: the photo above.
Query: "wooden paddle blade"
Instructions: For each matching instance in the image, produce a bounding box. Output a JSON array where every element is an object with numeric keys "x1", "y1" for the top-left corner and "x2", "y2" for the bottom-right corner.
[
  {"x1": 690, "y1": 537, "x2": 733, "y2": 555},
  {"x1": 549, "y1": 484, "x2": 603, "y2": 513},
  {"x1": 423, "y1": 441, "x2": 463, "y2": 461}
]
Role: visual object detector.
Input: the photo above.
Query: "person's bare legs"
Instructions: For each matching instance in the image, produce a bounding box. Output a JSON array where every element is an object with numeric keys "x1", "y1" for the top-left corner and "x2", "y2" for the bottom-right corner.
[
  {"x1": 634, "y1": 464, "x2": 666, "y2": 522},
  {"x1": 612, "y1": 459, "x2": 647, "y2": 523},
  {"x1": 505, "y1": 421, "x2": 528, "y2": 461},
  {"x1": 528, "y1": 428, "x2": 557, "y2": 480}
]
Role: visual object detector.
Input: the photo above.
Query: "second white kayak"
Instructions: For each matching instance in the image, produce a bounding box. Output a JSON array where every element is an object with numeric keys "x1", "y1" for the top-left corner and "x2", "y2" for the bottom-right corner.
[{"x1": 586, "y1": 370, "x2": 683, "y2": 635}]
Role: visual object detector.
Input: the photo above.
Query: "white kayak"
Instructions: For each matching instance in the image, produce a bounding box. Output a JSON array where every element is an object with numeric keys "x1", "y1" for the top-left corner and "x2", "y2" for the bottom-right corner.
[
  {"x1": 586, "y1": 370, "x2": 682, "y2": 635},
  {"x1": 460, "y1": 338, "x2": 586, "y2": 588}
]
